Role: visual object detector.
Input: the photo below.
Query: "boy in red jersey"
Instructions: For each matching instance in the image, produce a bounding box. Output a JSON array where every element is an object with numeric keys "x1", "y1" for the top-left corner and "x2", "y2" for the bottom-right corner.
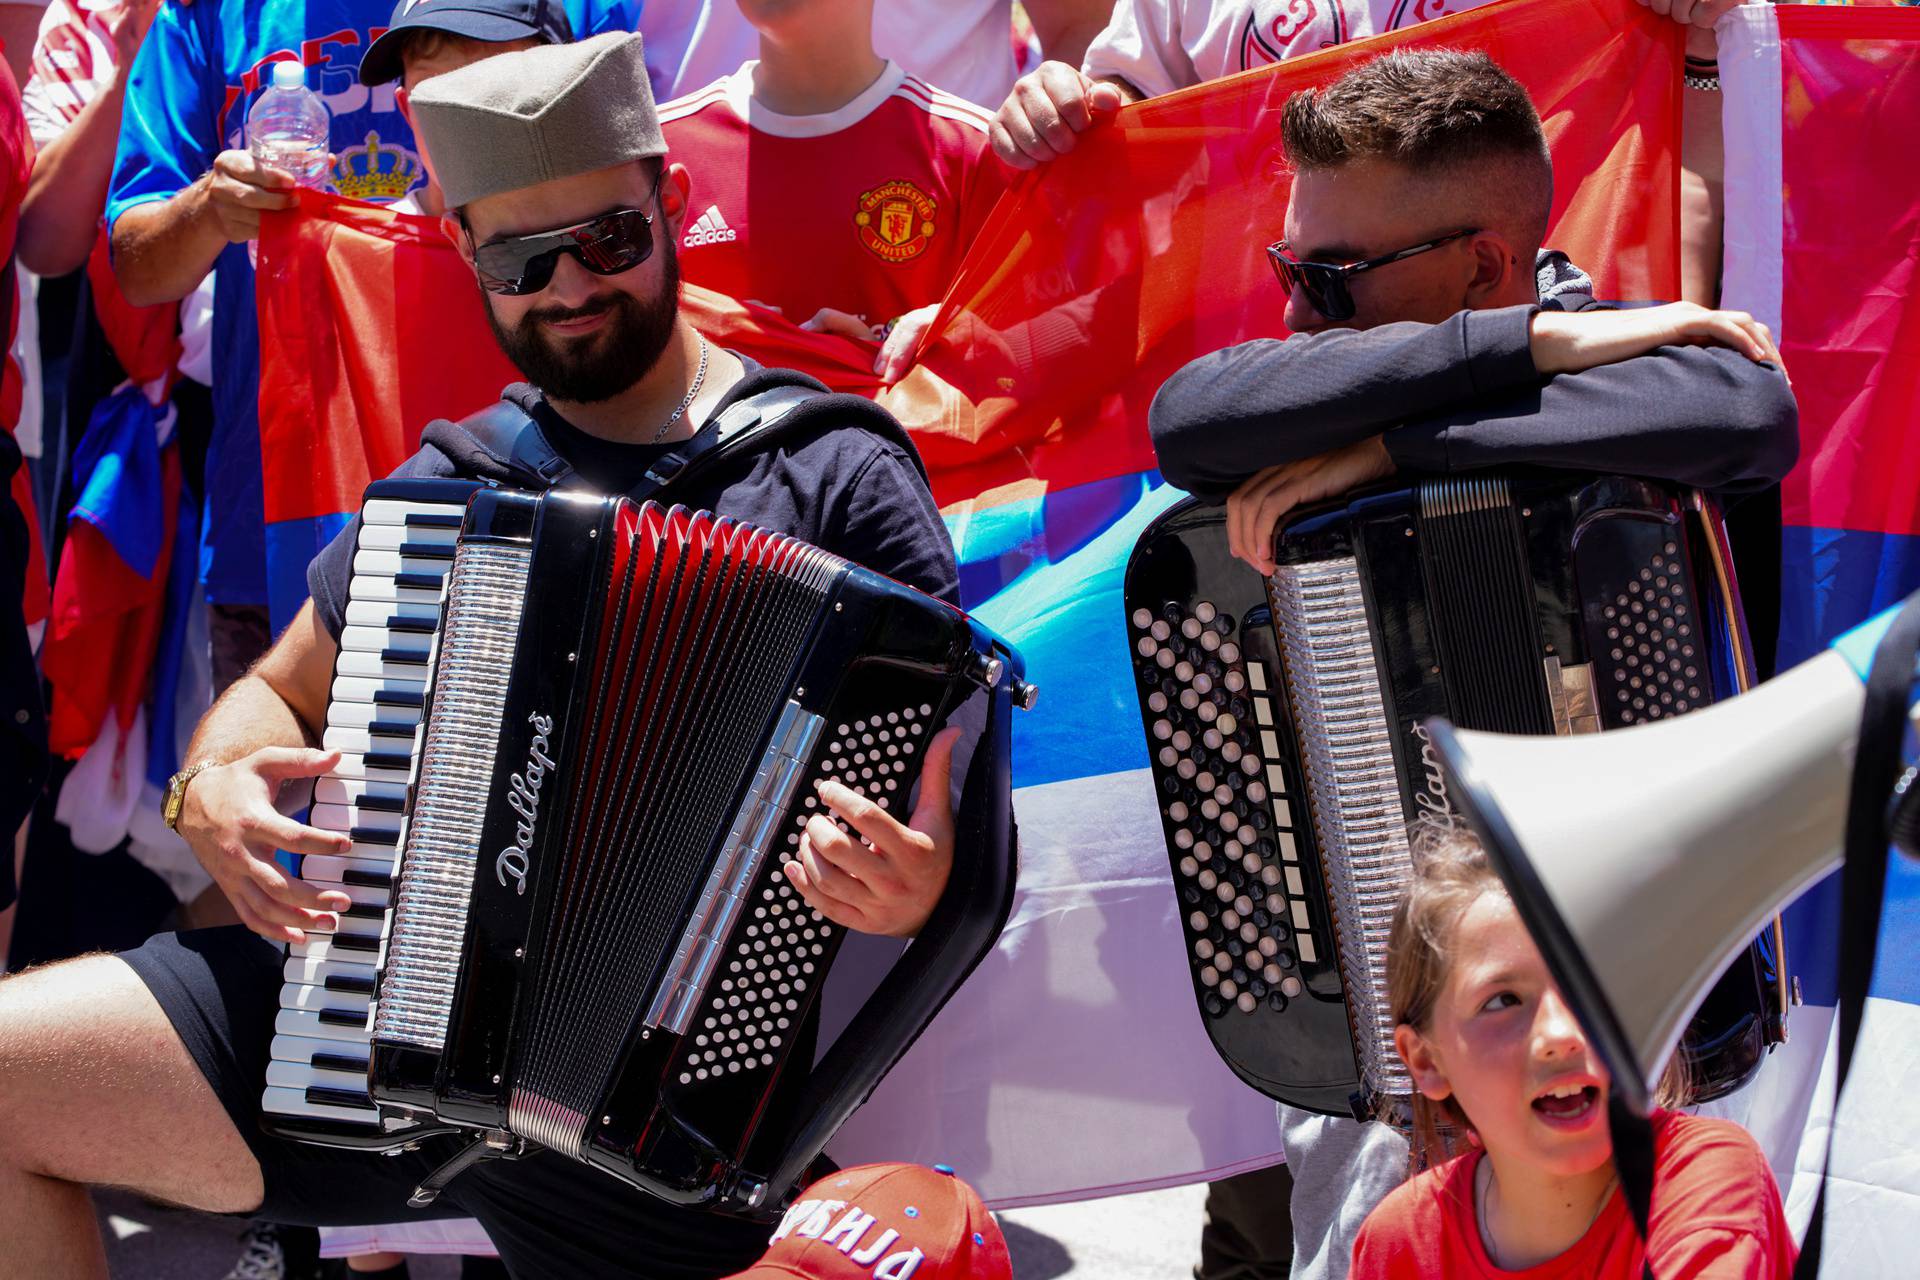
[{"x1": 658, "y1": 0, "x2": 1007, "y2": 383}]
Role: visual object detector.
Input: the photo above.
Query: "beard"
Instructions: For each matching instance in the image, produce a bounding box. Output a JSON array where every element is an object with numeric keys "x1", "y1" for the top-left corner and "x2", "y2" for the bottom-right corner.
[{"x1": 483, "y1": 244, "x2": 681, "y2": 404}]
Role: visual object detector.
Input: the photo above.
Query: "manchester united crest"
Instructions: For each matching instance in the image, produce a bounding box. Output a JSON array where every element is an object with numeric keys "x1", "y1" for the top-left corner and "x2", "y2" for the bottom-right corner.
[{"x1": 855, "y1": 180, "x2": 938, "y2": 263}]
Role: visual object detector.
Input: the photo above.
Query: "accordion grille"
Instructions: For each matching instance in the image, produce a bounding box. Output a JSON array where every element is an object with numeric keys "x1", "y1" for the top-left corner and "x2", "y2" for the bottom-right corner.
[
  {"x1": 508, "y1": 509, "x2": 844, "y2": 1158},
  {"x1": 1269, "y1": 556, "x2": 1413, "y2": 1102},
  {"x1": 373, "y1": 542, "x2": 531, "y2": 1050}
]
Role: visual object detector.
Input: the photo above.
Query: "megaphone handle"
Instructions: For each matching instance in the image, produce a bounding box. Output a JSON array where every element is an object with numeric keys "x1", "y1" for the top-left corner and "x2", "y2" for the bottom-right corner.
[{"x1": 1793, "y1": 588, "x2": 1920, "y2": 1280}]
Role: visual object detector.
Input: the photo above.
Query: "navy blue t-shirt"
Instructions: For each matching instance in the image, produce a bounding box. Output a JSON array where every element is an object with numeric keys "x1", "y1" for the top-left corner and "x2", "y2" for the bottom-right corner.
[{"x1": 307, "y1": 366, "x2": 959, "y2": 636}]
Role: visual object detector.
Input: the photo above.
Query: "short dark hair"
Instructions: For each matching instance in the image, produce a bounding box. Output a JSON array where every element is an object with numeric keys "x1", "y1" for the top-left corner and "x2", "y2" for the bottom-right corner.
[{"x1": 1280, "y1": 50, "x2": 1554, "y2": 251}]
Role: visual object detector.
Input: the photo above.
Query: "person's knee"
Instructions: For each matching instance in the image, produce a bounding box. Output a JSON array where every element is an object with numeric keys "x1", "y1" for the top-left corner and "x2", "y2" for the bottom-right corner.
[{"x1": 0, "y1": 954, "x2": 263, "y2": 1214}]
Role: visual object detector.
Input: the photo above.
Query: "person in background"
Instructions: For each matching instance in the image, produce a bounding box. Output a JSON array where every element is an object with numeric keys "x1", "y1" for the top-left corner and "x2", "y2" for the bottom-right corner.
[
  {"x1": 1145, "y1": 47, "x2": 1795, "y2": 1280},
  {"x1": 992, "y1": 0, "x2": 1738, "y2": 308},
  {"x1": 1352, "y1": 826, "x2": 1795, "y2": 1278},
  {"x1": 103, "y1": 0, "x2": 635, "y2": 701},
  {"x1": 642, "y1": 0, "x2": 1116, "y2": 110},
  {"x1": 0, "y1": 53, "x2": 45, "y2": 978},
  {"x1": 658, "y1": 0, "x2": 1009, "y2": 385},
  {"x1": 719, "y1": 1162, "x2": 1012, "y2": 1280}
]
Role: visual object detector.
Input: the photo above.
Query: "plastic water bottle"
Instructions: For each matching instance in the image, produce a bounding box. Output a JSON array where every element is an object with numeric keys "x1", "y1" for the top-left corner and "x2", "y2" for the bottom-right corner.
[{"x1": 246, "y1": 61, "x2": 330, "y2": 263}]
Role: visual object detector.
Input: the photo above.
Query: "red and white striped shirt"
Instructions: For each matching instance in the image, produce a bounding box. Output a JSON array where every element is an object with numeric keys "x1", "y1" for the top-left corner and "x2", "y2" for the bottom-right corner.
[{"x1": 660, "y1": 61, "x2": 1009, "y2": 331}]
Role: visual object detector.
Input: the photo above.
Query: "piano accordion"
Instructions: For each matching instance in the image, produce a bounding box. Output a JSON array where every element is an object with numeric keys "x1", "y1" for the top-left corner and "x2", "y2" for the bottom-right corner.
[
  {"x1": 1124, "y1": 472, "x2": 1789, "y2": 1121},
  {"x1": 263, "y1": 478, "x2": 1023, "y2": 1212}
]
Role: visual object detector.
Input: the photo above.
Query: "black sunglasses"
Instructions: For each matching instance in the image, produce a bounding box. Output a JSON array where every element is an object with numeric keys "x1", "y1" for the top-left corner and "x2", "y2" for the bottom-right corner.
[
  {"x1": 1266, "y1": 228, "x2": 1480, "y2": 322},
  {"x1": 470, "y1": 180, "x2": 664, "y2": 296}
]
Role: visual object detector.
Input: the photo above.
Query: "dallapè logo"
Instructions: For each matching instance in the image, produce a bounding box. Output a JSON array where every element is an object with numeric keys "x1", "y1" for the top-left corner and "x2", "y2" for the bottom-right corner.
[{"x1": 496, "y1": 712, "x2": 556, "y2": 894}]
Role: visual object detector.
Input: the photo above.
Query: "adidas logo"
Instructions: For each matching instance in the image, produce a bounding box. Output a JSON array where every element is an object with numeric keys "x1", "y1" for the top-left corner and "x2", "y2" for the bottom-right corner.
[{"x1": 684, "y1": 205, "x2": 738, "y2": 248}]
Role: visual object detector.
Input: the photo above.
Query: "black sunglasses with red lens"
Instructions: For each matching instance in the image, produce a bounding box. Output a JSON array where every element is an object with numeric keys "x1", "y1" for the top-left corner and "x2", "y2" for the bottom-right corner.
[
  {"x1": 471, "y1": 180, "x2": 664, "y2": 296},
  {"x1": 1266, "y1": 228, "x2": 1480, "y2": 322}
]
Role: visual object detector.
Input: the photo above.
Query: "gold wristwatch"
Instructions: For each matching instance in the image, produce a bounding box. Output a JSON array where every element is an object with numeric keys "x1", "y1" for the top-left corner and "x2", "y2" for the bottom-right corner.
[{"x1": 162, "y1": 761, "x2": 218, "y2": 832}]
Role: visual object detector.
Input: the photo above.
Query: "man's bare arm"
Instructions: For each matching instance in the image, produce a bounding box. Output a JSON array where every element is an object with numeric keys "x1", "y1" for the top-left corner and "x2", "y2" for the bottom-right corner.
[
  {"x1": 109, "y1": 150, "x2": 298, "y2": 306},
  {"x1": 1023, "y1": 0, "x2": 1126, "y2": 74},
  {"x1": 175, "y1": 601, "x2": 354, "y2": 941}
]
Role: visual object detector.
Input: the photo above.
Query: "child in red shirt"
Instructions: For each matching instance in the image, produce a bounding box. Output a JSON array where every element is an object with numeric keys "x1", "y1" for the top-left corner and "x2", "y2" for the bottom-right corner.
[{"x1": 1350, "y1": 830, "x2": 1798, "y2": 1279}]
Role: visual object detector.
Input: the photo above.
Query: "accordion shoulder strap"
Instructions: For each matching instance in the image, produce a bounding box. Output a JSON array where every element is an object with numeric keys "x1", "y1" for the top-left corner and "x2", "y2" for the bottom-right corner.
[{"x1": 441, "y1": 378, "x2": 927, "y2": 504}]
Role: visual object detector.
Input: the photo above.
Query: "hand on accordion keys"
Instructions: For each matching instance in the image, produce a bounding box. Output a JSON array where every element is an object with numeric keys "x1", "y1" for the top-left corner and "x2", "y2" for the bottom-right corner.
[
  {"x1": 176, "y1": 746, "x2": 356, "y2": 943},
  {"x1": 1225, "y1": 435, "x2": 1396, "y2": 575},
  {"x1": 783, "y1": 725, "x2": 961, "y2": 938}
]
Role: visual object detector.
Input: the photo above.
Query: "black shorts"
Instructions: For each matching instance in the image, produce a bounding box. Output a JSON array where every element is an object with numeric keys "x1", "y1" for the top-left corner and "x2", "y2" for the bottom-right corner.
[{"x1": 121, "y1": 927, "x2": 771, "y2": 1279}]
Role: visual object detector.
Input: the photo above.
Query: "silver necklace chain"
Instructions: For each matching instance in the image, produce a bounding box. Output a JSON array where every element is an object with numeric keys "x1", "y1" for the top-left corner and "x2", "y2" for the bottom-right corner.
[{"x1": 650, "y1": 336, "x2": 710, "y2": 444}]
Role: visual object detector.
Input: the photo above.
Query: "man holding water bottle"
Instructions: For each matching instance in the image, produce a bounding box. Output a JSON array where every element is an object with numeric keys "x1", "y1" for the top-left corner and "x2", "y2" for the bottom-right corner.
[{"x1": 104, "y1": 0, "x2": 639, "y2": 699}]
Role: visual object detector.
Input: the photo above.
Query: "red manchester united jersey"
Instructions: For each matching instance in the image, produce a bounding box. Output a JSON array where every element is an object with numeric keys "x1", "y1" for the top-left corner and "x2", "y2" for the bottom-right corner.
[{"x1": 659, "y1": 61, "x2": 1007, "y2": 331}]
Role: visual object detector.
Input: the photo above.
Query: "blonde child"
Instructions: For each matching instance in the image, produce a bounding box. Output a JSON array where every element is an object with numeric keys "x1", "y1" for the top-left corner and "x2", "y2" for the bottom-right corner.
[{"x1": 1350, "y1": 829, "x2": 1797, "y2": 1279}]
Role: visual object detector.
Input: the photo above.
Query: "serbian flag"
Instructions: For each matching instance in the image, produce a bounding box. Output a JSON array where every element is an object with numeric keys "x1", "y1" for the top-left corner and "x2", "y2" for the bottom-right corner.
[
  {"x1": 268, "y1": 0, "x2": 1695, "y2": 1238},
  {"x1": 1722, "y1": 6, "x2": 1920, "y2": 1265},
  {"x1": 255, "y1": 200, "x2": 884, "y2": 627},
  {"x1": 39, "y1": 388, "x2": 182, "y2": 756}
]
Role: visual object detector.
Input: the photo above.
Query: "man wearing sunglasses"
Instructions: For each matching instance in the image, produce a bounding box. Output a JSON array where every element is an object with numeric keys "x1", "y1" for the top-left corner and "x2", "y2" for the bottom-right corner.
[
  {"x1": 0, "y1": 33, "x2": 972, "y2": 1280},
  {"x1": 1150, "y1": 48, "x2": 1795, "y2": 577},
  {"x1": 1146, "y1": 47, "x2": 1797, "y2": 1280}
]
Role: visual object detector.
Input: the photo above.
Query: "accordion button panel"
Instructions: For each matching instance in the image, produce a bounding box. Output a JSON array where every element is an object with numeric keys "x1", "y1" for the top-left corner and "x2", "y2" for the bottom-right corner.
[{"x1": 262, "y1": 491, "x2": 468, "y2": 1134}]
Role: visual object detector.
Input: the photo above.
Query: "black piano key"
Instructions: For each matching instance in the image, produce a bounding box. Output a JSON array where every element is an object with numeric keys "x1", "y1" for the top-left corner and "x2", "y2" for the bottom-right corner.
[
  {"x1": 352, "y1": 792, "x2": 407, "y2": 814},
  {"x1": 377, "y1": 648, "x2": 430, "y2": 668},
  {"x1": 372, "y1": 688, "x2": 425, "y2": 709},
  {"x1": 313, "y1": 1051, "x2": 370, "y2": 1074},
  {"x1": 404, "y1": 511, "x2": 463, "y2": 529},
  {"x1": 394, "y1": 571, "x2": 444, "y2": 591},
  {"x1": 347, "y1": 826, "x2": 399, "y2": 846},
  {"x1": 342, "y1": 867, "x2": 393, "y2": 889},
  {"x1": 324, "y1": 972, "x2": 377, "y2": 995},
  {"x1": 331, "y1": 933, "x2": 381, "y2": 955},
  {"x1": 367, "y1": 720, "x2": 418, "y2": 740},
  {"x1": 341, "y1": 902, "x2": 387, "y2": 922},
  {"x1": 386, "y1": 615, "x2": 438, "y2": 635},
  {"x1": 318, "y1": 1008, "x2": 369, "y2": 1028},
  {"x1": 305, "y1": 1084, "x2": 376, "y2": 1111},
  {"x1": 363, "y1": 749, "x2": 415, "y2": 772},
  {"x1": 396, "y1": 541, "x2": 455, "y2": 560}
]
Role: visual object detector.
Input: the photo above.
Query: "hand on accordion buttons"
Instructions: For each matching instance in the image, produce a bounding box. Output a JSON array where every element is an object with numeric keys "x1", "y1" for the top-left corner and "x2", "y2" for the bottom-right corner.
[
  {"x1": 784, "y1": 726, "x2": 960, "y2": 938},
  {"x1": 1226, "y1": 436, "x2": 1396, "y2": 575},
  {"x1": 176, "y1": 746, "x2": 356, "y2": 943}
]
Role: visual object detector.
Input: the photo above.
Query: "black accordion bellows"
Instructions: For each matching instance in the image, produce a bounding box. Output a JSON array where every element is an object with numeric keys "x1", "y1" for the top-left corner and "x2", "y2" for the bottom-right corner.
[
  {"x1": 1124, "y1": 471, "x2": 1790, "y2": 1121},
  {"x1": 265, "y1": 480, "x2": 1025, "y2": 1216}
]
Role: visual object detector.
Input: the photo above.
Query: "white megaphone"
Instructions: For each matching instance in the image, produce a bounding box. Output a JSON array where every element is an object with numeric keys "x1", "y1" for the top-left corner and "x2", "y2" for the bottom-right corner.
[{"x1": 1426, "y1": 603, "x2": 1919, "y2": 1115}]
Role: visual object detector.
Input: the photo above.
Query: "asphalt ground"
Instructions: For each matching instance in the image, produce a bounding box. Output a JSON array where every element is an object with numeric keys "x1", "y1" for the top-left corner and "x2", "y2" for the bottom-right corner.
[{"x1": 95, "y1": 1183, "x2": 1210, "y2": 1278}]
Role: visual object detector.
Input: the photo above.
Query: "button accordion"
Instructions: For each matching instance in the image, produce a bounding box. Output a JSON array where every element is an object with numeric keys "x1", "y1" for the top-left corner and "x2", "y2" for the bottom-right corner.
[
  {"x1": 263, "y1": 478, "x2": 1024, "y2": 1211},
  {"x1": 1124, "y1": 472, "x2": 1789, "y2": 1121}
]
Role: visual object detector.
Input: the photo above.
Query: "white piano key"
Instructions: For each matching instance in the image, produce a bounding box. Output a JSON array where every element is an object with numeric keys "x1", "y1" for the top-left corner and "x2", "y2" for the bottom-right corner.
[
  {"x1": 265, "y1": 1059, "x2": 369, "y2": 1092},
  {"x1": 313, "y1": 776, "x2": 408, "y2": 809},
  {"x1": 310, "y1": 800, "x2": 398, "y2": 831},
  {"x1": 321, "y1": 752, "x2": 413, "y2": 785},
  {"x1": 274, "y1": 1007, "x2": 374, "y2": 1041},
  {"x1": 332, "y1": 649, "x2": 434, "y2": 683},
  {"x1": 280, "y1": 984, "x2": 371, "y2": 1015},
  {"x1": 361, "y1": 498, "x2": 465, "y2": 528},
  {"x1": 343, "y1": 597, "x2": 440, "y2": 628},
  {"x1": 298, "y1": 854, "x2": 397, "y2": 885},
  {"x1": 356, "y1": 522, "x2": 459, "y2": 551},
  {"x1": 291, "y1": 934, "x2": 386, "y2": 965},
  {"x1": 328, "y1": 674, "x2": 427, "y2": 705},
  {"x1": 327, "y1": 909, "x2": 392, "y2": 940},
  {"x1": 283, "y1": 953, "x2": 380, "y2": 987},
  {"x1": 327, "y1": 700, "x2": 422, "y2": 731},
  {"x1": 260, "y1": 1084, "x2": 378, "y2": 1123},
  {"x1": 348, "y1": 575, "x2": 444, "y2": 606},
  {"x1": 270, "y1": 1032, "x2": 370, "y2": 1068},
  {"x1": 322, "y1": 725, "x2": 424, "y2": 758},
  {"x1": 294, "y1": 880, "x2": 389, "y2": 910},
  {"x1": 338, "y1": 624, "x2": 435, "y2": 656},
  {"x1": 351, "y1": 550, "x2": 456, "y2": 582}
]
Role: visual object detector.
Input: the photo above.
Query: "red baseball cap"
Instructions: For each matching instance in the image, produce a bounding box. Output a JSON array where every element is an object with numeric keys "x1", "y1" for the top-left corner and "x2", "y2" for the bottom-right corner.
[{"x1": 724, "y1": 1163, "x2": 1011, "y2": 1280}]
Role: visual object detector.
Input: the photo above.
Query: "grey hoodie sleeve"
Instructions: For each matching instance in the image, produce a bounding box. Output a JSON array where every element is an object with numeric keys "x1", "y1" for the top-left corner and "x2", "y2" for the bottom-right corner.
[{"x1": 1147, "y1": 302, "x2": 1799, "y2": 500}]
